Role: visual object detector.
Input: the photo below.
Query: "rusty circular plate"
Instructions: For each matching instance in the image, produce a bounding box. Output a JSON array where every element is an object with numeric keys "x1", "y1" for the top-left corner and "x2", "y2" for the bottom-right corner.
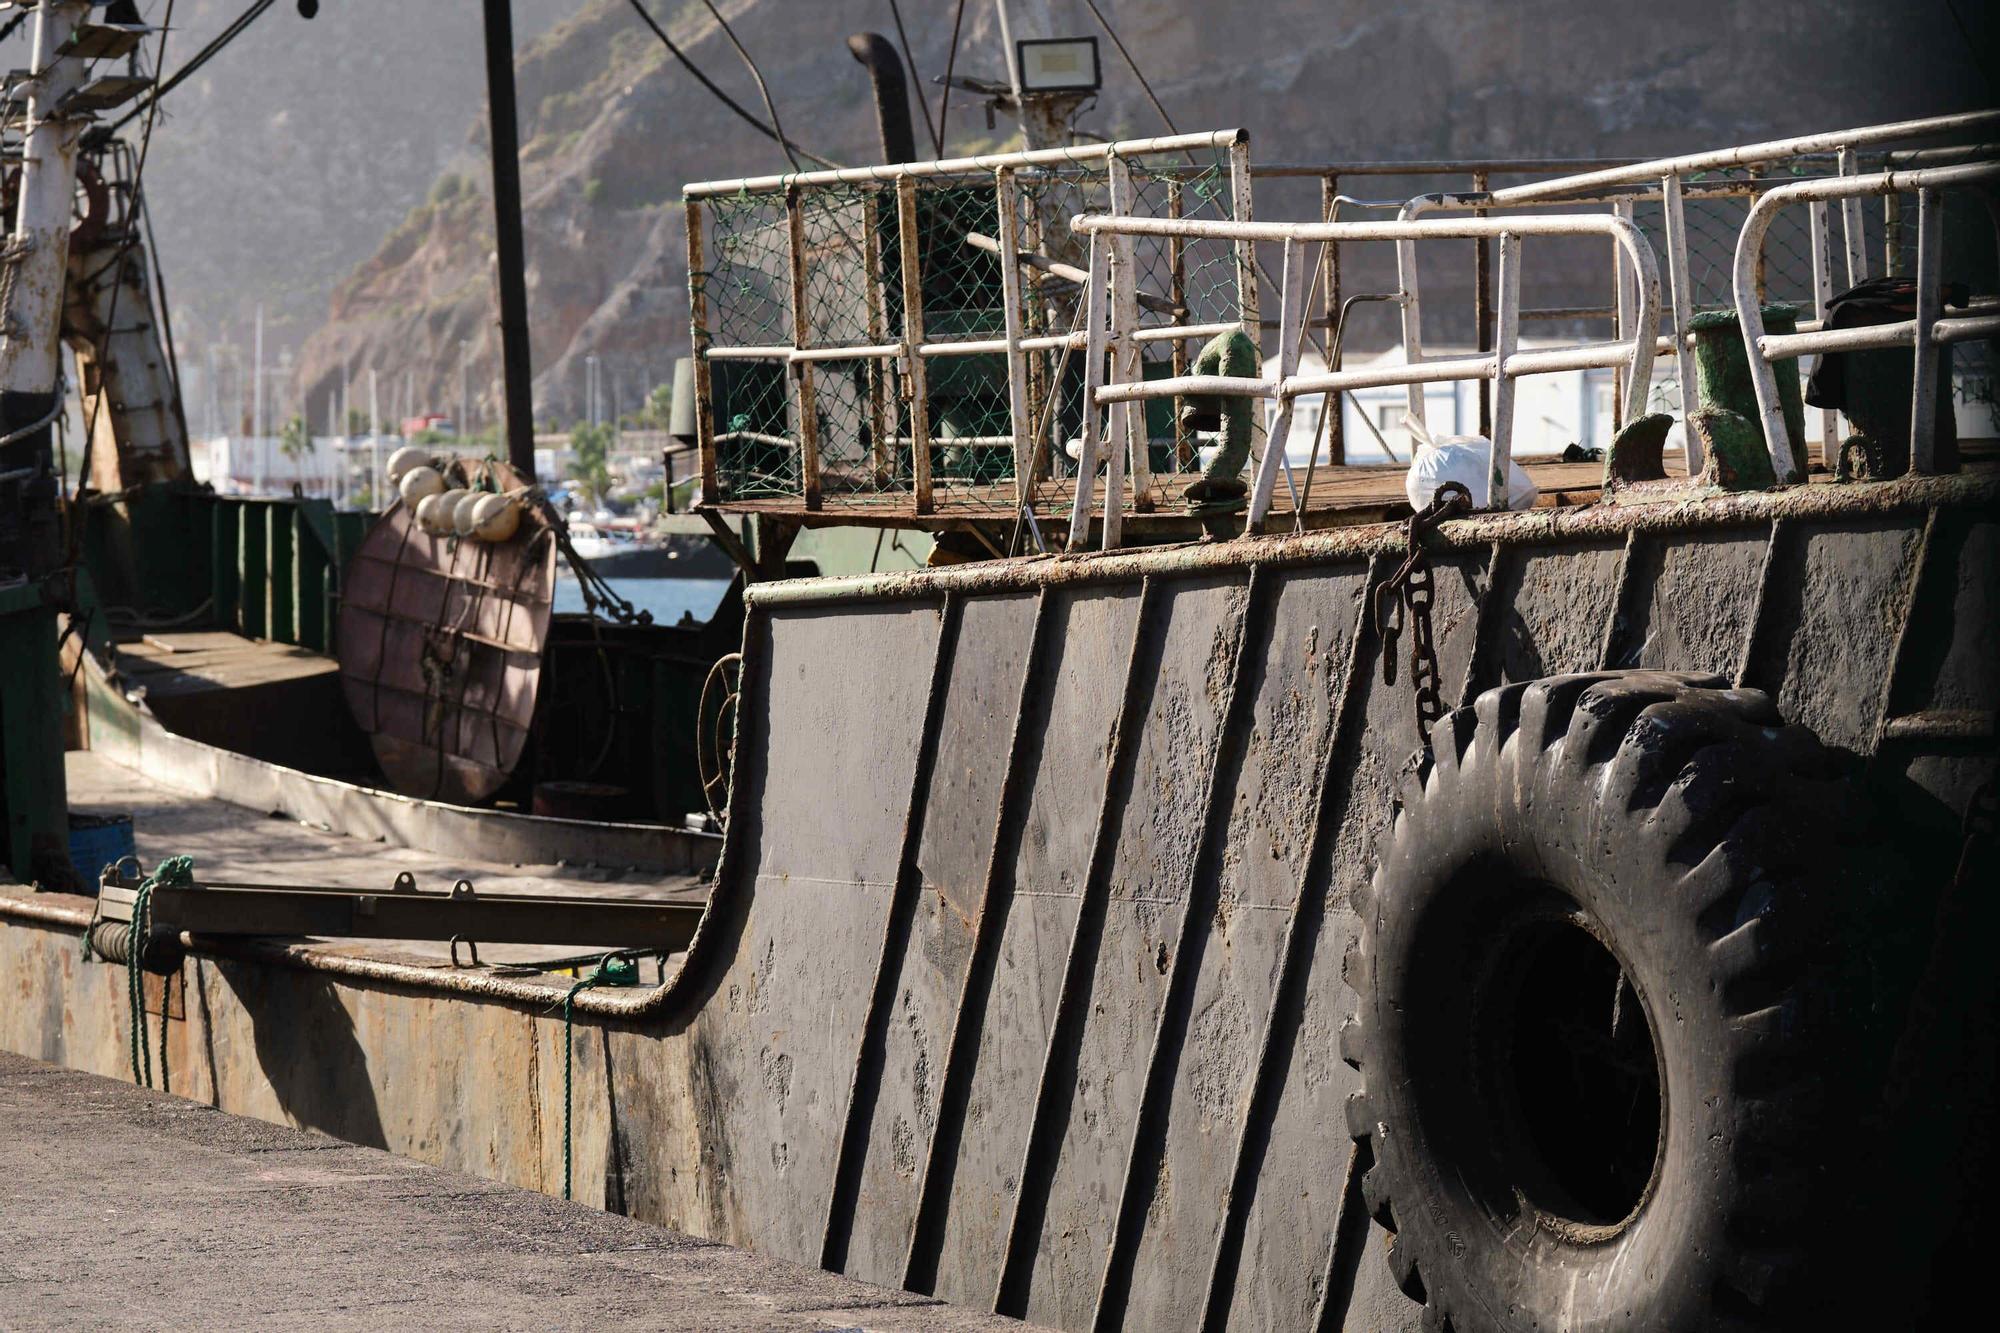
[{"x1": 336, "y1": 462, "x2": 556, "y2": 805}]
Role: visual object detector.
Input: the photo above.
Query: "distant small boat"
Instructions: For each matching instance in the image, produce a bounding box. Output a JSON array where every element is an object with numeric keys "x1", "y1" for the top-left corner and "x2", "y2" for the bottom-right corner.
[{"x1": 560, "y1": 520, "x2": 735, "y2": 579}]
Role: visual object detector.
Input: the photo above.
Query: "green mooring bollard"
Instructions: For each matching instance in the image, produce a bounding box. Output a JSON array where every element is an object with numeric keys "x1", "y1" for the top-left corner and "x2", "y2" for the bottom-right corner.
[{"x1": 1686, "y1": 305, "x2": 1808, "y2": 490}]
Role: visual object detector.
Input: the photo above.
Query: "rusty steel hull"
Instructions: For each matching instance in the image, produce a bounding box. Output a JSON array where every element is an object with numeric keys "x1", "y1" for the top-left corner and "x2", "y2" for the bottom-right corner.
[{"x1": 4, "y1": 473, "x2": 1997, "y2": 1331}]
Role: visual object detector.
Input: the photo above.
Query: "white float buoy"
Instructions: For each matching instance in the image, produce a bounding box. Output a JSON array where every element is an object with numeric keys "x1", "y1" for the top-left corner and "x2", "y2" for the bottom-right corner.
[
  {"x1": 397, "y1": 464, "x2": 445, "y2": 508},
  {"x1": 414, "y1": 491, "x2": 453, "y2": 535},
  {"x1": 423, "y1": 488, "x2": 467, "y2": 534},
  {"x1": 451, "y1": 489, "x2": 486, "y2": 536},
  {"x1": 469, "y1": 492, "x2": 522, "y2": 542},
  {"x1": 384, "y1": 445, "x2": 430, "y2": 485}
]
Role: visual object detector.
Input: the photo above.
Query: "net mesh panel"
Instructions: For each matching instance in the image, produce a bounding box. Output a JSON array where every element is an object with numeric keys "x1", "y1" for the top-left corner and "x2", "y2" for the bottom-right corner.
[{"x1": 690, "y1": 142, "x2": 1246, "y2": 517}]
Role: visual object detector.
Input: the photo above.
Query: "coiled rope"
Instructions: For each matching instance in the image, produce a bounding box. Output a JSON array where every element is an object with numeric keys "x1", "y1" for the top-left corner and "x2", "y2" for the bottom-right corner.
[{"x1": 127, "y1": 855, "x2": 194, "y2": 1091}]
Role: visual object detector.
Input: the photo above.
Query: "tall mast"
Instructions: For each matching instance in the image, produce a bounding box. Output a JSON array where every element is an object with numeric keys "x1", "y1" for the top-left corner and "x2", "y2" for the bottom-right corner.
[
  {"x1": 481, "y1": 0, "x2": 536, "y2": 481},
  {"x1": 0, "y1": 1, "x2": 92, "y2": 578}
]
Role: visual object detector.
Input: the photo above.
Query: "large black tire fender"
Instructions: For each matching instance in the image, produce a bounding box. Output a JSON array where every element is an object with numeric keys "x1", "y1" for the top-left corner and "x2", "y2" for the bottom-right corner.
[{"x1": 1343, "y1": 670, "x2": 1891, "y2": 1332}]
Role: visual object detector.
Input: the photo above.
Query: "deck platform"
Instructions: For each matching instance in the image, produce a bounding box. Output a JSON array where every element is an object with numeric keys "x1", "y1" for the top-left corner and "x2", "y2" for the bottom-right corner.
[
  {"x1": 712, "y1": 454, "x2": 1644, "y2": 535},
  {"x1": 62, "y1": 749, "x2": 705, "y2": 972},
  {"x1": 0, "y1": 1052, "x2": 1026, "y2": 1331}
]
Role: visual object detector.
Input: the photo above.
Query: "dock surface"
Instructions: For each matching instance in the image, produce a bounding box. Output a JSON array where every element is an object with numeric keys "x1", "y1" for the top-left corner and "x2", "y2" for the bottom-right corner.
[{"x1": 0, "y1": 1052, "x2": 1026, "y2": 1331}]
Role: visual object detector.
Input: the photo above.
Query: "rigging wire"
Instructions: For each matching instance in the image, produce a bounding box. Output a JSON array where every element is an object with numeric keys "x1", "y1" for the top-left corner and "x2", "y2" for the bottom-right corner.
[
  {"x1": 624, "y1": 0, "x2": 840, "y2": 171},
  {"x1": 695, "y1": 0, "x2": 802, "y2": 174},
  {"x1": 108, "y1": 0, "x2": 278, "y2": 134},
  {"x1": 885, "y1": 0, "x2": 940, "y2": 156},
  {"x1": 936, "y1": 0, "x2": 966, "y2": 151},
  {"x1": 1080, "y1": 0, "x2": 1180, "y2": 137}
]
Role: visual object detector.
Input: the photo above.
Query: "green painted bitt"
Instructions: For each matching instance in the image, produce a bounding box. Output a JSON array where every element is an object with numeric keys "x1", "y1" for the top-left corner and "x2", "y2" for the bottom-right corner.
[
  {"x1": 237, "y1": 503, "x2": 267, "y2": 640},
  {"x1": 1687, "y1": 305, "x2": 1807, "y2": 487},
  {"x1": 1178, "y1": 328, "x2": 1260, "y2": 513},
  {"x1": 211, "y1": 501, "x2": 241, "y2": 632},
  {"x1": 0, "y1": 583, "x2": 67, "y2": 886},
  {"x1": 292, "y1": 508, "x2": 328, "y2": 652},
  {"x1": 267, "y1": 505, "x2": 296, "y2": 645}
]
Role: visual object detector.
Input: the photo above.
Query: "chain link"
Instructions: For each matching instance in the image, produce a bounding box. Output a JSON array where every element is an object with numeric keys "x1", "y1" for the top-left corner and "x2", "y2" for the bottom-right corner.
[{"x1": 1374, "y1": 481, "x2": 1473, "y2": 741}]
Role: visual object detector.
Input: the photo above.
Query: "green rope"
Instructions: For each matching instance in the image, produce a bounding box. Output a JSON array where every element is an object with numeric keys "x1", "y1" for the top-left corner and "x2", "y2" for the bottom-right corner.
[
  {"x1": 560, "y1": 951, "x2": 640, "y2": 1201},
  {"x1": 127, "y1": 855, "x2": 193, "y2": 1091}
]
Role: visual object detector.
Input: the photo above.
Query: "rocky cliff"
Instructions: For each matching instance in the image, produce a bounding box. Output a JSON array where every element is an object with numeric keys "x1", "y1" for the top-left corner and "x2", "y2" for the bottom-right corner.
[{"x1": 291, "y1": 0, "x2": 1991, "y2": 429}]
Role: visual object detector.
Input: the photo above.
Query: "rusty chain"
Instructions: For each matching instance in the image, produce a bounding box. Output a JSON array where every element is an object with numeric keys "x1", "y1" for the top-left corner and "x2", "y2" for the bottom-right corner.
[{"x1": 1374, "y1": 481, "x2": 1473, "y2": 740}]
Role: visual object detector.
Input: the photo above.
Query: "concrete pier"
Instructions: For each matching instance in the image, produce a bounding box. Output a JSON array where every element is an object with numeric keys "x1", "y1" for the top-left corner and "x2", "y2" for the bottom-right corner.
[{"x1": 0, "y1": 1053, "x2": 1028, "y2": 1331}]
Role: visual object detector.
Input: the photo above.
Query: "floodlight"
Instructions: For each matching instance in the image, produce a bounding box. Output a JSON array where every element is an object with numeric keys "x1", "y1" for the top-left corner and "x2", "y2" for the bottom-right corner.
[{"x1": 1016, "y1": 37, "x2": 1101, "y2": 95}]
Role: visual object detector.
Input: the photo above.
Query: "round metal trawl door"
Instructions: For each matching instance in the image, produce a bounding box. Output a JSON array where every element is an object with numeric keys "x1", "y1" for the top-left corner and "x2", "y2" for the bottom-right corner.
[{"x1": 336, "y1": 462, "x2": 555, "y2": 804}]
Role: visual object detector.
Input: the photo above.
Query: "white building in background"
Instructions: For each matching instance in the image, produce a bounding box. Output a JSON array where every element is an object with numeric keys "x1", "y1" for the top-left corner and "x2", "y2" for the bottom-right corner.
[{"x1": 191, "y1": 434, "x2": 399, "y2": 507}]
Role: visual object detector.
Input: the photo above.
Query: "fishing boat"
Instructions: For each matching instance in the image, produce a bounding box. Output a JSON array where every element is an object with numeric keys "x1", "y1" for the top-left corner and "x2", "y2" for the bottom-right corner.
[{"x1": 2, "y1": 4, "x2": 1995, "y2": 1329}]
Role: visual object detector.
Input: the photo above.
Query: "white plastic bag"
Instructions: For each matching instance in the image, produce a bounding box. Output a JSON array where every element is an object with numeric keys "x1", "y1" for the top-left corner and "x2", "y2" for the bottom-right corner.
[{"x1": 1403, "y1": 418, "x2": 1538, "y2": 511}]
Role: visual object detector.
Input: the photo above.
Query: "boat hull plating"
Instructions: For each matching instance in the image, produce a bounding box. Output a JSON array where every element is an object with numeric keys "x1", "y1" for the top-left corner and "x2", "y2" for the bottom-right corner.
[{"x1": 5, "y1": 472, "x2": 1995, "y2": 1331}]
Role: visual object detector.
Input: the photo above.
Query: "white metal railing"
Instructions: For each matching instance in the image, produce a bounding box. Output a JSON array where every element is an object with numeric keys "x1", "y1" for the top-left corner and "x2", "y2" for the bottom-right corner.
[
  {"x1": 1735, "y1": 158, "x2": 2000, "y2": 482},
  {"x1": 1395, "y1": 110, "x2": 2000, "y2": 477},
  {"x1": 1067, "y1": 212, "x2": 1660, "y2": 546}
]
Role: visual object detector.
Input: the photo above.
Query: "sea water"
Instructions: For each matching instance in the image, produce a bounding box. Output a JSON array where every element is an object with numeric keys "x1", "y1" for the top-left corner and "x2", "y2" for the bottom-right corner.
[{"x1": 552, "y1": 574, "x2": 734, "y2": 627}]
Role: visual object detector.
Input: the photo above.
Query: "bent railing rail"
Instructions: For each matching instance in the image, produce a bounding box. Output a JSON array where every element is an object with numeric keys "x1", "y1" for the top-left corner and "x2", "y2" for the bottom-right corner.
[
  {"x1": 1734, "y1": 158, "x2": 2000, "y2": 482},
  {"x1": 1068, "y1": 212, "x2": 1660, "y2": 543}
]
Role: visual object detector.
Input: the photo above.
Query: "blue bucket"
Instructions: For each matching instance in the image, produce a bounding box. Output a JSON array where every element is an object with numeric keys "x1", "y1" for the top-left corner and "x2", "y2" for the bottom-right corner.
[{"x1": 67, "y1": 813, "x2": 135, "y2": 891}]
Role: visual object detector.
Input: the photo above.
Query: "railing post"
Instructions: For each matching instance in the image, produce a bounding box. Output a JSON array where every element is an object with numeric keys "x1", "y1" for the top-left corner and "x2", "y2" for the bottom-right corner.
[
  {"x1": 864, "y1": 187, "x2": 892, "y2": 486},
  {"x1": 1661, "y1": 173, "x2": 1703, "y2": 474},
  {"x1": 1228, "y1": 135, "x2": 1263, "y2": 467},
  {"x1": 1169, "y1": 175, "x2": 1192, "y2": 471},
  {"x1": 1245, "y1": 237, "x2": 1304, "y2": 530},
  {"x1": 994, "y1": 168, "x2": 1035, "y2": 507},
  {"x1": 1106, "y1": 154, "x2": 1148, "y2": 519},
  {"x1": 896, "y1": 176, "x2": 934, "y2": 514},
  {"x1": 1321, "y1": 172, "x2": 1345, "y2": 466},
  {"x1": 1489, "y1": 233, "x2": 1522, "y2": 509},
  {"x1": 684, "y1": 198, "x2": 719, "y2": 501},
  {"x1": 1067, "y1": 232, "x2": 1111, "y2": 551},
  {"x1": 1473, "y1": 170, "x2": 1492, "y2": 440},
  {"x1": 1396, "y1": 202, "x2": 1430, "y2": 433},
  {"x1": 1910, "y1": 186, "x2": 1943, "y2": 475},
  {"x1": 1837, "y1": 146, "x2": 1868, "y2": 286},
  {"x1": 1807, "y1": 198, "x2": 1841, "y2": 468},
  {"x1": 1612, "y1": 198, "x2": 1635, "y2": 432},
  {"x1": 786, "y1": 188, "x2": 822, "y2": 510}
]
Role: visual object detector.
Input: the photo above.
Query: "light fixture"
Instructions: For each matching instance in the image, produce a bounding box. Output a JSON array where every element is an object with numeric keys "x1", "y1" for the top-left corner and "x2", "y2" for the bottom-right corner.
[{"x1": 1015, "y1": 37, "x2": 1101, "y2": 95}]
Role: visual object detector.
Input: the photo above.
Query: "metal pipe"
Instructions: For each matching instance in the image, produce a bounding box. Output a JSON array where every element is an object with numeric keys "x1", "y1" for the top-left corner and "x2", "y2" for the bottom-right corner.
[
  {"x1": 682, "y1": 129, "x2": 1246, "y2": 197},
  {"x1": 482, "y1": 0, "x2": 537, "y2": 481},
  {"x1": 1733, "y1": 159, "x2": 2000, "y2": 482},
  {"x1": 846, "y1": 32, "x2": 918, "y2": 166},
  {"x1": 1490, "y1": 110, "x2": 2000, "y2": 204}
]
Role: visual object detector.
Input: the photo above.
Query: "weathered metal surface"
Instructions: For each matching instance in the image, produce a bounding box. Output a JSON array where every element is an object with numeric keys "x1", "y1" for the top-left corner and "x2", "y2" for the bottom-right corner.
[
  {"x1": 337, "y1": 466, "x2": 554, "y2": 803},
  {"x1": 4, "y1": 473, "x2": 1998, "y2": 1332},
  {"x1": 79, "y1": 650, "x2": 719, "y2": 876},
  {"x1": 95, "y1": 869, "x2": 703, "y2": 953}
]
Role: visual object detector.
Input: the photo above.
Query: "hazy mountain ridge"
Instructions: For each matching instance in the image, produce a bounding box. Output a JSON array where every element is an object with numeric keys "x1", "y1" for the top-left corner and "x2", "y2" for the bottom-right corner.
[{"x1": 281, "y1": 0, "x2": 1988, "y2": 428}]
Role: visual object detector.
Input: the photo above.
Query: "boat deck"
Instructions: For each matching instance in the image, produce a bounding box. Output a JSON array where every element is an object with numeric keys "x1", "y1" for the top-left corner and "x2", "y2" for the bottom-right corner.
[
  {"x1": 0, "y1": 1052, "x2": 1026, "y2": 1331},
  {"x1": 713, "y1": 453, "x2": 1648, "y2": 533},
  {"x1": 62, "y1": 749, "x2": 706, "y2": 973}
]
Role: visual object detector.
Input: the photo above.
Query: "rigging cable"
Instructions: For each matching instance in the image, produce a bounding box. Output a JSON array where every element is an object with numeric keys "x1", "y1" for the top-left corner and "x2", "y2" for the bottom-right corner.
[
  {"x1": 108, "y1": 0, "x2": 278, "y2": 134},
  {"x1": 624, "y1": 0, "x2": 840, "y2": 171},
  {"x1": 936, "y1": 0, "x2": 966, "y2": 150},
  {"x1": 1080, "y1": 0, "x2": 1180, "y2": 137},
  {"x1": 885, "y1": 0, "x2": 940, "y2": 156},
  {"x1": 695, "y1": 0, "x2": 802, "y2": 174}
]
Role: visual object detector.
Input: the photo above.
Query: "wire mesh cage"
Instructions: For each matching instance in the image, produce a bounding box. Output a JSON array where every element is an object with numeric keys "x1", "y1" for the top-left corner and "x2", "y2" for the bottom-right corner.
[{"x1": 687, "y1": 133, "x2": 1253, "y2": 521}]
